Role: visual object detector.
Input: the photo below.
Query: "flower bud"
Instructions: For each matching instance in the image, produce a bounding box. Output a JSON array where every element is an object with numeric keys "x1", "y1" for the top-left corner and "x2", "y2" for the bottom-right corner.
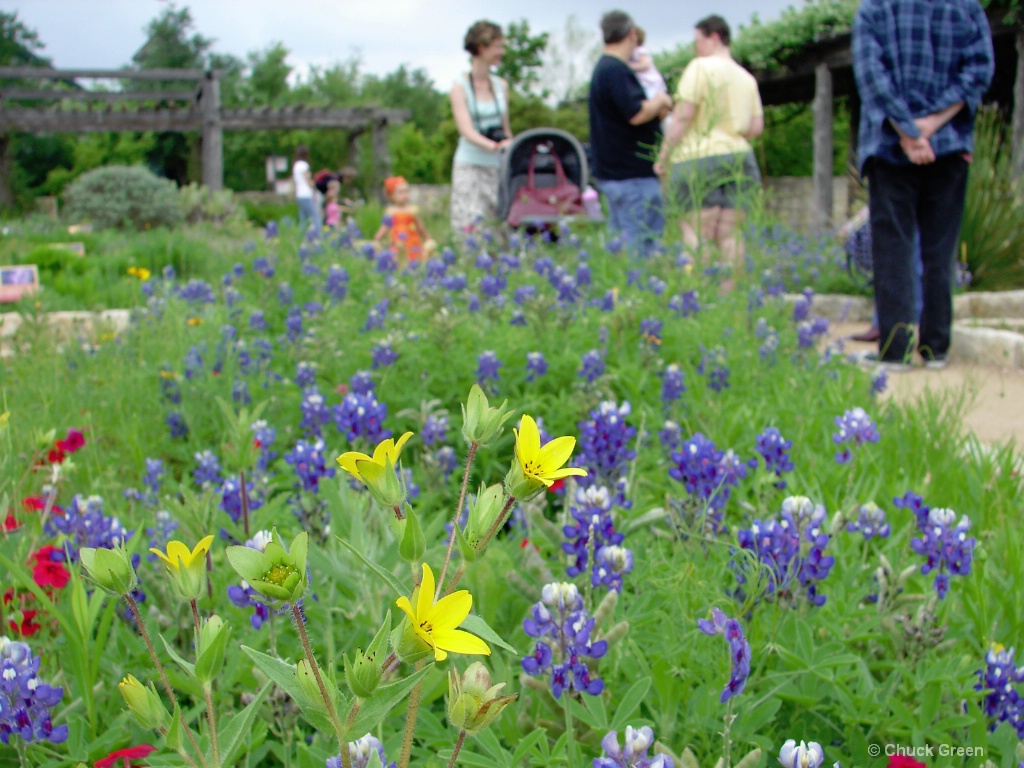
[
  {"x1": 504, "y1": 453, "x2": 542, "y2": 501},
  {"x1": 80, "y1": 544, "x2": 138, "y2": 596},
  {"x1": 447, "y1": 662, "x2": 517, "y2": 736},
  {"x1": 391, "y1": 505, "x2": 425, "y2": 563},
  {"x1": 226, "y1": 529, "x2": 308, "y2": 607},
  {"x1": 460, "y1": 484, "x2": 506, "y2": 558},
  {"x1": 118, "y1": 674, "x2": 170, "y2": 731},
  {"x1": 195, "y1": 615, "x2": 231, "y2": 686},
  {"x1": 295, "y1": 658, "x2": 338, "y2": 717},
  {"x1": 344, "y1": 612, "x2": 391, "y2": 699},
  {"x1": 358, "y1": 455, "x2": 408, "y2": 509},
  {"x1": 391, "y1": 614, "x2": 432, "y2": 664},
  {"x1": 460, "y1": 385, "x2": 513, "y2": 447}
]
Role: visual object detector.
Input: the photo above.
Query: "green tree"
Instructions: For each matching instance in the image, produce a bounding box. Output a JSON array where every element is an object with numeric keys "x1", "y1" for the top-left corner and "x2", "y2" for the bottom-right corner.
[
  {"x1": 362, "y1": 65, "x2": 447, "y2": 134},
  {"x1": 497, "y1": 19, "x2": 549, "y2": 97},
  {"x1": 245, "y1": 43, "x2": 292, "y2": 106}
]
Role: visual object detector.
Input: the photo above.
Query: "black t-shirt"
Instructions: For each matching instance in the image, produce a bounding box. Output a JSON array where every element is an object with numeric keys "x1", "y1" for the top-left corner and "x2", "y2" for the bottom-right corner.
[{"x1": 588, "y1": 54, "x2": 661, "y2": 181}]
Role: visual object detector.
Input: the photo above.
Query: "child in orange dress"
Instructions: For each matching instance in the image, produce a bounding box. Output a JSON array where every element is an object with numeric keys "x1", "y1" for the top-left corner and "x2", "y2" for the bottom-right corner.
[{"x1": 373, "y1": 176, "x2": 431, "y2": 261}]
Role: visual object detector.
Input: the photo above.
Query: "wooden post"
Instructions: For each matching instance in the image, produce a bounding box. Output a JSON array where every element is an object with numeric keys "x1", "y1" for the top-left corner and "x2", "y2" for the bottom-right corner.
[
  {"x1": 200, "y1": 71, "x2": 223, "y2": 191},
  {"x1": 1012, "y1": 30, "x2": 1024, "y2": 184},
  {"x1": 370, "y1": 116, "x2": 391, "y2": 204},
  {"x1": 812, "y1": 62, "x2": 834, "y2": 232}
]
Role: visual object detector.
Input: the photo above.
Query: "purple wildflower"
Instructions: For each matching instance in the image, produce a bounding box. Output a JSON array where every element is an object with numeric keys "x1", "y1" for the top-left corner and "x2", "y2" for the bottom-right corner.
[
  {"x1": 974, "y1": 645, "x2": 1024, "y2": 737},
  {"x1": 594, "y1": 726, "x2": 674, "y2": 768},
  {"x1": 697, "y1": 607, "x2": 752, "y2": 702},
  {"x1": 846, "y1": 502, "x2": 891, "y2": 539},
  {"x1": 910, "y1": 505, "x2": 976, "y2": 598},
  {"x1": 526, "y1": 351, "x2": 548, "y2": 382},
  {"x1": 578, "y1": 349, "x2": 607, "y2": 384},
  {"x1": 832, "y1": 407, "x2": 879, "y2": 464},
  {"x1": 0, "y1": 638, "x2": 68, "y2": 745}
]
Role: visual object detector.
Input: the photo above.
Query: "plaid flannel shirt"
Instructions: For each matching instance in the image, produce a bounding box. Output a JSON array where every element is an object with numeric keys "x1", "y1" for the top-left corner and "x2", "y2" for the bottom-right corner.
[{"x1": 852, "y1": 0, "x2": 994, "y2": 173}]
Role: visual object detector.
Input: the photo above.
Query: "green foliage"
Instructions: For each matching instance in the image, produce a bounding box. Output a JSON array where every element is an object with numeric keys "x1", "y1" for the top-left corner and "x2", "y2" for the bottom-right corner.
[
  {"x1": 756, "y1": 100, "x2": 851, "y2": 177},
  {"x1": 389, "y1": 123, "x2": 449, "y2": 184},
  {"x1": 497, "y1": 19, "x2": 550, "y2": 97},
  {"x1": 131, "y1": 2, "x2": 212, "y2": 77},
  {"x1": 0, "y1": 10, "x2": 49, "y2": 71},
  {"x1": 959, "y1": 109, "x2": 1024, "y2": 289},
  {"x1": 177, "y1": 183, "x2": 248, "y2": 227},
  {"x1": 63, "y1": 165, "x2": 183, "y2": 231}
]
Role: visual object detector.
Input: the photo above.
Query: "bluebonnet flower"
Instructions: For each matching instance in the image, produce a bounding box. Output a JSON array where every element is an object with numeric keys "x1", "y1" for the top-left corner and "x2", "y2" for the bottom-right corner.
[
  {"x1": 593, "y1": 545, "x2": 634, "y2": 592},
  {"x1": 526, "y1": 351, "x2": 548, "y2": 382},
  {"x1": 284, "y1": 306, "x2": 304, "y2": 343},
  {"x1": 166, "y1": 411, "x2": 189, "y2": 440},
  {"x1": 218, "y1": 474, "x2": 263, "y2": 525},
  {"x1": 626, "y1": 270, "x2": 642, "y2": 287},
  {"x1": 253, "y1": 257, "x2": 275, "y2": 278},
  {"x1": 870, "y1": 369, "x2": 888, "y2": 396},
  {"x1": 303, "y1": 301, "x2": 323, "y2": 317},
  {"x1": 669, "y1": 433, "x2": 752, "y2": 523},
  {"x1": 363, "y1": 298, "x2": 389, "y2": 332},
  {"x1": 466, "y1": 293, "x2": 481, "y2": 312},
  {"x1": 375, "y1": 249, "x2": 397, "y2": 275},
  {"x1": 124, "y1": 458, "x2": 165, "y2": 507},
  {"x1": 579, "y1": 349, "x2": 606, "y2": 384},
  {"x1": 575, "y1": 401, "x2": 637, "y2": 493},
  {"x1": 349, "y1": 370, "x2": 375, "y2": 395},
  {"x1": 333, "y1": 392, "x2": 391, "y2": 445},
  {"x1": 326, "y1": 734, "x2": 397, "y2": 768},
  {"x1": 480, "y1": 273, "x2": 507, "y2": 299},
  {"x1": 562, "y1": 486, "x2": 626, "y2": 588},
  {"x1": 591, "y1": 289, "x2": 617, "y2": 312},
  {"x1": 792, "y1": 288, "x2": 814, "y2": 322},
  {"x1": 796, "y1": 317, "x2": 830, "y2": 348},
  {"x1": 324, "y1": 265, "x2": 349, "y2": 302},
  {"x1": 183, "y1": 344, "x2": 205, "y2": 380},
  {"x1": 549, "y1": 268, "x2": 580, "y2": 304},
  {"x1": 515, "y1": 285, "x2": 538, "y2": 305},
  {"x1": 974, "y1": 645, "x2": 1024, "y2": 737},
  {"x1": 893, "y1": 490, "x2": 930, "y2": 528},
  {"x1": 233, "y1": 379, "x2": 251, "y2": 405},
  {"x1": 224, "y1": 287, "x2": 243, "y2": 308},
  {"x1": 668, "y1": 290, "x2": 701, "y2": 318},
  {"x1": 176, "y1": 279, "x2": 217, "y2": 304},
  {"x1": 755, "y1": 318, "x2": 780, "y2": 363},
  {"x1": 476, "y1": 351, "x2": 502, "y2": 386},
  {"x1": 832, "y1": 407, "x2": 880, "y2": 464},
  {"x1": 284, "y1": 438, "x2": 336, "y2": 494},
  {"x1": 846, "y1": 502, "x2": 891, "y2": 539},
  {"x1": 658, "y1": 420, "x2": 683, "y2": 452},
  {"x1": 594, "y1": 726, "x2": 673, "y2": 768},
  {"x1": 778, "y1": 740, "x2": 825, "y2": 768},
  {"x1": 45, "y1": 495, "x2": 131, "y2": 561},
  {"x1": 301, "y1": 261, "x2": 322, "y2": 277},
  {"x1": 145, "y1": 510, "x2": 179, "y2": 561},
  {"x1": 263, "y1": 221, "x2": 278, "y2": 240},
  {"x1": 533, "y1": 256, "x2": 554, "y2": 277},
  {"x1": 421, "y1": 415, "x2": 449, "y2": 448},
  {"x1": 441, "y1": 273, "x2": 467, "y2": 292},
  {"x1": 299, "y1": 387, "x2": 334, "y2": 436},
  {"x1": 576, "y1": 261, "x2": 593, "y2": 287},
  {"x1": 910, "y1": 506, "x2": 975, "y2": 598},
  {"x1": 0, "y1": 637, "x2": 68, "y2": 745},
  {"x1": 640, "y1": 317, "x2": 662, "y2": 346},
  {"x1": 697, "y1": 607, "x2": 751, "y2": 702},
  {"x1": 295, "y1": 362, "x2": 318, "y2": 388},
  {"x1": 660, "y1": 364, "x2": 686, "y2": 406},
  {"x1": 733, "y1": 496, "x2": 835, "y2": 606},
  {"x1": 521, "y1": 583, "x2": 607, "y2": 698},
  {"x1": 159, "y1": 367, "x2": 181, "y2": 404},
  {"x1": 697, "y1": 345, "x2": 730, "y2": 392},
  {"x1": 645, "y1": 275, "x2": 666, "y2": 295},
  {"x1": 754, "y1": 427, "x2": 794, "y2": 488},
  {"x1": 509, "y1": 310, "x2": 527, "y2": 326},
  {"x1": 252, "y1": 419, "x2": 278, "y2": 474},
  {"x1": 371, "y1": 340, "x2": 398, "y2": 369},
  {"x1": 433, "y1": 446, "x2": 458, "y2": 480}
]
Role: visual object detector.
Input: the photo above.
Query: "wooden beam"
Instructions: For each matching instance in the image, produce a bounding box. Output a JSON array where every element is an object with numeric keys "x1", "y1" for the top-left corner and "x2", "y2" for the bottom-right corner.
[
  {"x1": 812, "y1": 62, "x2": 834, "y2": 232},
  {"x1": 0, "y1": 67, "x2": 205, "y2": 81},
  {"x1": 200, "y1": 73, "x2": 223, "y2": 191},
  {"x1": 0, "y1": 89, "x2": 196, "y2": 102}
]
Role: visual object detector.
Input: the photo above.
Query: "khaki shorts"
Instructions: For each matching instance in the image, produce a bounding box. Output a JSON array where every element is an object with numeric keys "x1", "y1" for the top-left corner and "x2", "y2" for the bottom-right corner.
[{"x1": 669, "y1": 152, "x2": 761, "y2": 211}]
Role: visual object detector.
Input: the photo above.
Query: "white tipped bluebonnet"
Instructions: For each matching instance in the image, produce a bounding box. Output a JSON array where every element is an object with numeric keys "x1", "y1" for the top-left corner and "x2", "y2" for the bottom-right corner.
[
  {"x1": 697, "y1": 607, "x2": 751, "y2": 702},
  {"x1": 594, "y1": 725, "x2": 673, "y2": 768},
  {"x1": 778, "y1": 739, "x2": 824, "y2": 768}
]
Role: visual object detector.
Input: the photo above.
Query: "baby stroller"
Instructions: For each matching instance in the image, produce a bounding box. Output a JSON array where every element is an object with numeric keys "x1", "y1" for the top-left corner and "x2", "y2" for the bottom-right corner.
[{"x1": 497, "y1": 128, "x2": 601, "y2": 229}]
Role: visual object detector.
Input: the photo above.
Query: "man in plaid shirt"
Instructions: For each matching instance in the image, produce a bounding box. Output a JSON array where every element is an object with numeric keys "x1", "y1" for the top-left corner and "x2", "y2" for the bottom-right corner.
[{"x1": 852, "y1": 0, "x2": 994, "y2": 369}]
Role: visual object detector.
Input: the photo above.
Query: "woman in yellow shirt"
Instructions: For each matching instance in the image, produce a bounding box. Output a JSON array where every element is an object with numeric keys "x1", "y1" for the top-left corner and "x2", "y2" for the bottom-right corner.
[{"x1": 654, "y1": 15, "x2": 764, "y2": 292}]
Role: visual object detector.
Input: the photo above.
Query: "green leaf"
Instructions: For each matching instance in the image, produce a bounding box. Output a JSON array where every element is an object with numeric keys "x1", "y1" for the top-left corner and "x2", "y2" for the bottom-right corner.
[
  {"x1": 611, "y1": 677, "x2": 651, "y2": 728},
  {"x1": 346, "y1": 663, "x2": 433, "y2": 738},
  {"x1": 459, "y1": 613, "x2": 517, "y2": 655},
  {"x1": 242, "y1": 646, "x2": 342, "y2": 733},
  {"x1": 510, "y1": 728, "x2": 547, "y2": 762},
  {"x1": 225, "y1": 545, "x2": 269, "y2": 581},
  {"x1": 335, "y1": 536, "x2": 406, "y2": 597},
  {"x1": 217, "y1": 680, "x2": 272, "y2": 766},
  {"x1": 159, "y1": 634, "x2": 196, "y2": 678}
]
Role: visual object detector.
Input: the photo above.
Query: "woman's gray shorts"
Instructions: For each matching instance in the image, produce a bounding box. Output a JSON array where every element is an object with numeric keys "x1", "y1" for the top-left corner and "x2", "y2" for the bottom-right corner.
[{"x1": 669, "y1": 151, "x2": 761, "y2": 211}]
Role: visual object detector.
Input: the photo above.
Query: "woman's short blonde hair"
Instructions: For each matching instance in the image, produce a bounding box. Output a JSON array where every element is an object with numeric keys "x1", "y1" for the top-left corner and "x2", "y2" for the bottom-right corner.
[{"x1": 464, "y1": 20, "x2": 503, "y2": 56}]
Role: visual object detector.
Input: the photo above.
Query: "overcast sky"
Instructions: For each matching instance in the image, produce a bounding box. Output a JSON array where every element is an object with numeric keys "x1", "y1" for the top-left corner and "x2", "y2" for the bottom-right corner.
[{"x1": 10, "y1": 0, "x2": 798, "y2": 91}]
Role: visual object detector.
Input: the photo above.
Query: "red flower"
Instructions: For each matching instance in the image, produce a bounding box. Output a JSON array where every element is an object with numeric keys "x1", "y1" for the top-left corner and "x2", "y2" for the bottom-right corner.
[
  {"x1": 31, "y1": 545, "x2": 70, "y2": 590},
  {"x1": 8, "y1": 608, "x2": 41, "y2": 636},
  {"x1": 62, "y1": 428, "x2": 85, "y2": 452},
  {"x1": 47, "y1": 444, "x2": 66, "y2": 464},
  {"x1": 95, "y1": 744, "x2": 157, "y2": 768},
  {"x1": 3, "y1": 513, "x2": 19, "y2": 532},
  {"x1": 22, "y1": 496, "x2": 47, "y2": 511},
  {"x1": 548, "y1": 478, "x2": 566, "y2": 494},
  {"x1": 888, "y1": 757, "x2": 927, "y2": 768}
]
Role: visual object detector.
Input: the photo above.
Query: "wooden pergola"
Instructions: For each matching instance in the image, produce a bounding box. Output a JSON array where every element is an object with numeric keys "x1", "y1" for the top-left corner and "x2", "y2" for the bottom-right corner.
[
  {"x1": 752, "y1": 21, "x2": 1023, "y2": 231},
  {"x1": 0, "y1": 67, "x2": 409, "y2": 194}
]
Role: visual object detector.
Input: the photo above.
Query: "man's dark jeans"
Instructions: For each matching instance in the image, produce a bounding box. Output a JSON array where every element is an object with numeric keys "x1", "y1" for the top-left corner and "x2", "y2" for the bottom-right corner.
[{"x1": 867, "y1": 155, "x2": 968, "y2": 363}]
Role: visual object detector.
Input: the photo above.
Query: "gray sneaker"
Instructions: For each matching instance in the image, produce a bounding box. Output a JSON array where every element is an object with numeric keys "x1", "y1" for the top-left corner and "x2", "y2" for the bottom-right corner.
[
  {"x1": 856, "y1": 351, "x2": 913, "y2": 373},
  {"x1": 923, "y1": 355, "x2": 949, "y2": 370}
]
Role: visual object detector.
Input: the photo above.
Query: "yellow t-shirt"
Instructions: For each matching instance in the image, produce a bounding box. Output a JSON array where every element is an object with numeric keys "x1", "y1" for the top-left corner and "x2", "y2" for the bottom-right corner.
[{"x1": 670, "y1": 56, "x2": 763, "y2": 164}]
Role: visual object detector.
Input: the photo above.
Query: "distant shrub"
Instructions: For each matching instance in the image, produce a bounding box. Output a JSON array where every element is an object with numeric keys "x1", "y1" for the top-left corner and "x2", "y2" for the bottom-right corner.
[
  {"x1": 178, "y1": 183, "x2": 248, "y2": 227},
  {"x1": 62, "y1": 165, "x2": 183, "y2": 231}
]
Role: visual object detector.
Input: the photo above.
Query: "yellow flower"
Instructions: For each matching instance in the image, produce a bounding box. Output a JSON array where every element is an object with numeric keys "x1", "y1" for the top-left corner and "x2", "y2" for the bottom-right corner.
[
  {"x1": 187, "y1": 317, "x2": 203, "y2": 326},
  {"x1": 127, "y1": 266, "x2": 151, "y2": 281},
  {"x1": 513, "y1": 415, "x2": 587, "y2": 489},
  {"x1": 395, "y1": 563, "x2": 490, "y2": 662},
  {"x1": 149, "y1": 535, "x2": 215, "y2": 602},
  {"x1": 337, "y1": 432, "x2": 413, "y2": 482}
]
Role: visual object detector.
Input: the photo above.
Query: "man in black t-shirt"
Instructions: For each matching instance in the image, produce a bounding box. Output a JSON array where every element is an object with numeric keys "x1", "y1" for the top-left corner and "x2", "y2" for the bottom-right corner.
[{"x1": 589, "y1": 10, "x2": 673, "y2": 256}]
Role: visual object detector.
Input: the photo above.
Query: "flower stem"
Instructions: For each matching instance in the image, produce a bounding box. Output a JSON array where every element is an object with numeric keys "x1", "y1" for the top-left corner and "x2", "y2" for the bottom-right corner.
[
  {"x1": 125, "y1": 593, "x2": 210, "y2": 768},
  {"x1": 563, "y1": 694, "x2": 577, "y2": 767},
  {"x1": 722, "y1": 698, "x2": 735, "y2": 768},
  {"x1": 436, "y1": 442, "x2": 478, "y2": 599},
  {"x1": 239, "y1": 469, "x2": 251, "y2": 538},
  {"x1": 291, "y1": 603, "x2": 348, "y2": 767},
  {"x1": 480, "y1": 495, "x2": 517, "y2": 550},
  {"x1": 446, "y1": 730, "x2": 467, "y2": 768},
  {"x1": 189, "y1": 600, "x2": 221, "y2": 767},
  {"x1": 398, "y1": 660, "x2": 426, "y2": 768}
]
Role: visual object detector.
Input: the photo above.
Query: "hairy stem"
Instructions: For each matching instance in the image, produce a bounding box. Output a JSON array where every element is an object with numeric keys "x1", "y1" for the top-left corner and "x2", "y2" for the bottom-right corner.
[
  {"x1": 291, "y1": 603, "x2": 349, "y2": 768},
  {"x1": 480, "y1": 495, "x2": 517, "y2": 550},
  {"x1": 398, "y1": 660, "x2": 426, "y2": 768},
  {"x1": 446, "y1": 730, "x2": 467, "y2": 768},
  {"x1": 436, "y1": 442, "x2": 478, "y2": 598}
]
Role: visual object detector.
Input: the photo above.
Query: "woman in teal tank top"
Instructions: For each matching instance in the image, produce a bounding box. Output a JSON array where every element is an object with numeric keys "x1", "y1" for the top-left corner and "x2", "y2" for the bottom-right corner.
[{"x1": 449, "y1": 20, "x2": 514, "y2": 234}]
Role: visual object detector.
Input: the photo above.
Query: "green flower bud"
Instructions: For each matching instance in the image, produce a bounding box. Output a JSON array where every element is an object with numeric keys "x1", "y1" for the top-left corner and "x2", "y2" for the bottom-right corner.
[
  {"x1": 344, "y1": 611, "x2": 392, "y2": 699},
  {"x1": 118, "y1": 674, "x2": 170, "y2": 731},
  {"x1": 460, "y1": 385, "x2": 514, "y2": 448},
  {"x1": 461, "y1": 484, "x2": 506, "y2": 557},
  {"x1": 358, "y1": 454, "x2": 408, "y2": 509},
  {"x1": 226, "y1": 529, "x2": 308, "y2": 607},
  {"x1": 391, "y1": 613, "x2": 432, "y2": 664},
  {"x1": 195, "y1": 615, "x2": 231, "y2": 686},
  {"x1": 80, "y1": 544, "x2": 138, "y2": 596},
  {"x1": 447, "y1": 662, "x2": 517, "y2": 736},
  {"x1": 391, "y1": 505, "x2": 425, "y2": 563},
  {"x1": 295, "y1": 658, "x2": 338, "y2": 717}
]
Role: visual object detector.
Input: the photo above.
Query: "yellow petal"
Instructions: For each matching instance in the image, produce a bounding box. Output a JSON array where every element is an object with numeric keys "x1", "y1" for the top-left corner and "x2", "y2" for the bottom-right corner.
[
  {"x1": 416, "y1": 563, "x2": 436, "y2": 620},
  {"x1": 149, "y1": 548, "x2": 173, "y2": 568},
  {"x1": 192, "y1": 534, "x2": 215, "y2": 559},
  {"x1": 432, "y1": 628, "x2": 491, "y2": 657},
  {"x1": 516, "y1": 415, "x2": 541, "y2": 458},
  {"x1": 429, "y1": 590, "x2": 472, "y2": 631},
  {"x1": 547, "y1": 466, "x2": 589, "y2": 480},
  {"x1": 537, "y1": 436, "x2": 577, "y2": 473},
  {"x1": 336, "y1": 450, "x2": 371, "y2": 480},
  {"x1": 395, "y1": 595, "x2": 416, "y2": 624},
  {"x1": 371, "y1": 438, "x2": 395, "y2": 465},
  {"x1": 165, "y1": 541, "x2": 192, "y2": 569}
]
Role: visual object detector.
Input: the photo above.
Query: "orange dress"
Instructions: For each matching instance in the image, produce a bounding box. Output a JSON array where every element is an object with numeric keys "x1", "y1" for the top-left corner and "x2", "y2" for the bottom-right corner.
[{"x1": 387, "y1": 208, "x2": 423, "y2": 260}]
